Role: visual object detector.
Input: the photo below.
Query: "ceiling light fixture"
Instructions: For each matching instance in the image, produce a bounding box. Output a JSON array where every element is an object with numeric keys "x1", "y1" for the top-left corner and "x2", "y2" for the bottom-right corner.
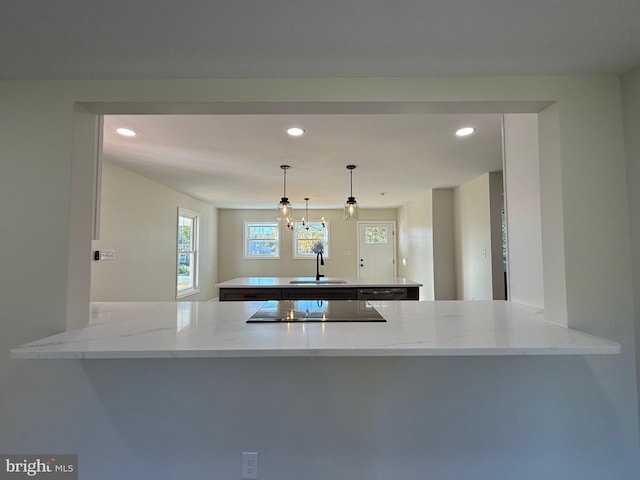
[
  {"x1": 277, "y1": 165, "x2": 294, "y2": 230},
  {"x1": 302, "y1": 197, "x2": 326, "y2": 231},
  {"x1": 456, "y1": 127, "x2": 475, "y2": 137},
  {"x1": 344, "y1": 165, "x2": 359, "y2": 221},
  {"x1": 286, "y1": 127, "x2": 305, "y2": 137},
  {"x1": 116, "y1": 127, "x2": 137, "y2": 137}
]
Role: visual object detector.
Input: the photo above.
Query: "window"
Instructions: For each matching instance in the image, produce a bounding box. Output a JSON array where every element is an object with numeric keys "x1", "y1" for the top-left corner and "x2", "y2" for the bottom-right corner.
[
  {"x1": 177, "y1": 208, "x2": 199, "y2": 298},
  {"x1": 364, "y1": 226, "x2": 388, "y2": 244},
  {"x1": 293, "y1": 221, "x2": 329, "y2": 259},
  {"x1": 244, "y1": 222, "x2": 280, "y2": 259}
]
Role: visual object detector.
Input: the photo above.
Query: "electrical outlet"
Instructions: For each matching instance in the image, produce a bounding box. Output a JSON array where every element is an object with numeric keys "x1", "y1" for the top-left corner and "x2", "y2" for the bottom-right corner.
[{"x1": 241, "y1": 452, "x2": 258, "y2": 480}]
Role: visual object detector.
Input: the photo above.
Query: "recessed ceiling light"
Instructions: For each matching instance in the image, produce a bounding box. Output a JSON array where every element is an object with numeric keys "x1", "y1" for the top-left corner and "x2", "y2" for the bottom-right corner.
[
  {"x1": 286, "y1": 127, "x2": 305, "y2": 137},
  {"x1": 456, "y1": 127, "x2": 475, "y2": 137},
  {"x1": 116, "y1": 127, "x2": 137, "y2": 137}
]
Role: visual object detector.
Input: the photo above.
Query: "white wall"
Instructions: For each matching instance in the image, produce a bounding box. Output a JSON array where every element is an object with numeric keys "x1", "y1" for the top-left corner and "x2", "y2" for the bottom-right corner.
[
  {"x1": 91, "y1": 161, "x2": 218, "y2": 301},
  {"x1": 454, "y1": 174, "x2": 493, "y2": 300},
  {"x1": 1, "y1": 77, "x2": 638, "y2": 479},
  {"x1": 503, "y1": 114, "x2": 545, "y2": 309},
  {"x1": 538, "y1": 103, "x2": 569, "y2": 324},
  {"x1": 620, "y1": 65, "x2": 640, "y2": 421},
  {"x1": 67, "y1": 105, "x2": 101, "y2": 328},
  {"x1": 217, "y1": 208, "x2": 396, "y2": 281},
  {"x1": 397, "y1": 190, "x2": 434, "y2": 300}
]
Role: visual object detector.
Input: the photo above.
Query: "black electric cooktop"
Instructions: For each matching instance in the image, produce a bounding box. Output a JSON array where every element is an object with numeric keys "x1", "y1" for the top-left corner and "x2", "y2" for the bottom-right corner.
[{"x1": 247, "y1": 300, "x2": 386, "y2": 323}]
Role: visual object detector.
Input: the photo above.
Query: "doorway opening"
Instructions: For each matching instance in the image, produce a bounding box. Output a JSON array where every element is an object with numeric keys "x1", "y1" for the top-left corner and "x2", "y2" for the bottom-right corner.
[{"x1": 68, "y1": 101, "x2": 552, "y2": 328}]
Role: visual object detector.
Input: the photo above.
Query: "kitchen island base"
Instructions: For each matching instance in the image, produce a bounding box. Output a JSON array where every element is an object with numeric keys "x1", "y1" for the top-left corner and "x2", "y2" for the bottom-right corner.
[{"x1": 217, "y1": 277, "x2": 421, "y2": 301}]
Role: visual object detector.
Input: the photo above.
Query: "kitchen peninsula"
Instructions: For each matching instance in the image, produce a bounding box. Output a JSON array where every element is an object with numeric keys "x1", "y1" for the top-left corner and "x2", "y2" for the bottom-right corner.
[
  {"x1": 216, "y1": 277, "x2": 421, "y2": 301},
  {"x1": 11, "y1": 300, "x2": 619, "y2": 359}
]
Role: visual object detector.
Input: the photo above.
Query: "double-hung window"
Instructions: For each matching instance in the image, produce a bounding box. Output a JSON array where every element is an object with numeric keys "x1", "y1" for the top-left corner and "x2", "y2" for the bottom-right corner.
[
  {"x1": 293, "y1": 221, "x2": 329, "y2": 259},
  {"x1": 244, "y1": 222, "x2": 280, "y2": 259},
  {"x1": 177, "y1": 208, "x2": 199, "y2": 298}
]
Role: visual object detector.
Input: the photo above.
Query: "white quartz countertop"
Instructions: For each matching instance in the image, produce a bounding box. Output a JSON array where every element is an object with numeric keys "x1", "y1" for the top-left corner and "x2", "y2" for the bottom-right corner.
[
  {"x1": 11, "y1": 300, "x2": 619, "y2": 359},
  {"x1": 216, "y1": 277, "x2": 422, "y2": 288}
]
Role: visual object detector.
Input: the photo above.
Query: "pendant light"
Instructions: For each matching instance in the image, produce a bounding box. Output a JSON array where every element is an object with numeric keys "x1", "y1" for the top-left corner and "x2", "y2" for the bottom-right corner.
[
  {"x1": 344, "y1": 164, "x2": 359, "y2": 221},
  {"x1": 302, "y1": 197, "x2": 326, "y2": 230},
  {"x1": 276, "y1": 165, "x2": 294, "y2": 230}
]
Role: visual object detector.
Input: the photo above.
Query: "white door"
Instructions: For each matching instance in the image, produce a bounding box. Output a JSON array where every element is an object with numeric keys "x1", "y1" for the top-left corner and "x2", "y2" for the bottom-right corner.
[{"x1": 357, "y1": 222, "x2": 396, "y2": 279}]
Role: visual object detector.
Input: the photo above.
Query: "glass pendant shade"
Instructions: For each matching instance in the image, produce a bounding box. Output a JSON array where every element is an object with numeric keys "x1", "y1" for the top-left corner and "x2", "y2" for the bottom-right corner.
[
  {"x1": 276, "y1": 197, "x2": 291, "y2": 221},
  {"x1": 343, "y1": 165, "x2": 359, "y2": 221},
  {"x1": 344, "y1": 198, "x2": 359, "y2": 220},
  {"x1": 277, "y1": 200, "x2": 294, "y2": 225},
  {"x1": 276, "y1": 165, "x2": 294, "y2": 229}
]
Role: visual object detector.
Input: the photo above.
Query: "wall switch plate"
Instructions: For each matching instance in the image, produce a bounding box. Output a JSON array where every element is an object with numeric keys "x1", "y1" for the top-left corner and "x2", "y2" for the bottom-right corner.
[
  {"x1": 241, "y1": 452, "x2": 258, "y2": 479},
  {"x1": 99, "y1": 249, "x2": 116, "y2": 261}
]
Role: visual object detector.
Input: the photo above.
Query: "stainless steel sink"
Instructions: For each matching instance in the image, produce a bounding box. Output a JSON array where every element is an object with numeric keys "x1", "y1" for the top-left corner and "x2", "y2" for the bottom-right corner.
[
  {"x1": 247, "y1": 300, "x2": 385, "y2": 323},
  {"x1": 289, "y1": 280, "x2": 348, "y2": 285}
]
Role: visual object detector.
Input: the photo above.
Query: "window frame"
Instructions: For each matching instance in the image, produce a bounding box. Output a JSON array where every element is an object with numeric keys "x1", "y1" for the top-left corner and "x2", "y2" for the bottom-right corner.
[
  {"x1": 243, "y1": 221, "x2": 281, "y2": 259},
  {"x1": 176, "y1": 207, "x2": 200, "y2": 299},
  {"x1": 292, "y1": 220, "x2": 330, "y2": 259}
]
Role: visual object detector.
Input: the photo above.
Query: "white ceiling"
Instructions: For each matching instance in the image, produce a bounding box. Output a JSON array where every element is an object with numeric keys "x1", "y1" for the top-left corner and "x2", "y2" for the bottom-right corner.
[
  {"x1": 1, "y1": 1, "x2": 639, "y2": 80},
  {"x1": 102, "y1": 113, "x2": 504, "y2": 209},
  {"x1": 5, "y1": 1, "x2": 638, "y2": 210}
]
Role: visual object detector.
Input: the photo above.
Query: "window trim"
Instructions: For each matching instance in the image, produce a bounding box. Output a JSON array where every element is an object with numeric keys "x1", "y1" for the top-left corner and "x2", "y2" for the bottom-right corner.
[
  {"x1": 176, "y1": 207, "x2": 200, "y2": 299},
  {"x1": 292, "y1": 220, "x2": 330, "y2": 259},
  {"x1": 243, "y1": 221, "x2": 281, "y2": 259}
]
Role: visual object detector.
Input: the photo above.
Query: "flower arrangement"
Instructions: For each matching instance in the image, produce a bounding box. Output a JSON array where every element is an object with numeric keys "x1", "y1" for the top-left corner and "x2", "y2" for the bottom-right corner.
[{"x1": 312, "y1": 241, "x2": 324, "y2": 254}]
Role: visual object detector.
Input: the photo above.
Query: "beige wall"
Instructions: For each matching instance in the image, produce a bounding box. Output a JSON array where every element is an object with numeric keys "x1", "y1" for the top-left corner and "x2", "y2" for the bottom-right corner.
[
  {"x1": 1, "y1": 76, "x2": 638, "y2": 479},
  {"x1": 218, "y1": 208, "x2": 396, "y2": 282},
  {"x1": 488, "y1": 171, "x2": 506, "y2": 300},
  {"x1": 91, "y1": 161, "x2": 218, "y2": 301},
  {"x1": 454, "y1": 173, "x2": 493, "y2": 300},
  {"x1": 397, "y1": 190, "x2": 434, "y2": 300},
  {"x1": 403, "y1": 183, "x2": 501, "y2": 301},
  {"x1": 432, "y1": 188, "x2": 457, "y2": 300}
]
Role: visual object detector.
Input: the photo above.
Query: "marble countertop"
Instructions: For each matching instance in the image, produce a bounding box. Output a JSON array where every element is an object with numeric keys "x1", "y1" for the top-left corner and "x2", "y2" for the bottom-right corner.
[
  {"x1": 216, "y1": 277, "x2": 422, "y2": 288},
  {"x1": 11, "y1": 300, "x2": 619, "y2": 359}
]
